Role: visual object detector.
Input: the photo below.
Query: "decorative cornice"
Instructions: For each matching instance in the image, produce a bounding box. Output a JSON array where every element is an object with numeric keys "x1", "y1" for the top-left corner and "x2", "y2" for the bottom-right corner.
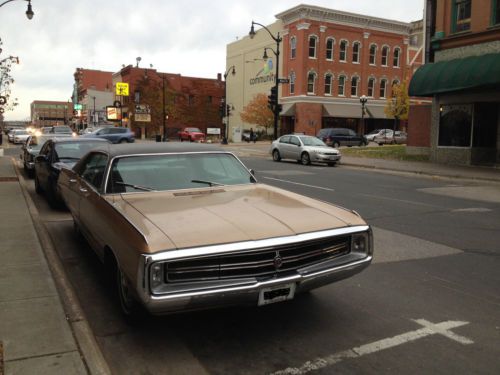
[
  {"x1": 320, "y1": 25, "x2": 327, "y2": 33},
  {"x1": 276, "y1": 4, "x2": 413, "y2": 35}
]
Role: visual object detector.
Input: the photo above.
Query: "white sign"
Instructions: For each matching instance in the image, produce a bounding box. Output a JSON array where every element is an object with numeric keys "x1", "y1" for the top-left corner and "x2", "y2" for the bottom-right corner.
[{"x1": 207, "y1": 128, "x2": 221, "y2": 135}]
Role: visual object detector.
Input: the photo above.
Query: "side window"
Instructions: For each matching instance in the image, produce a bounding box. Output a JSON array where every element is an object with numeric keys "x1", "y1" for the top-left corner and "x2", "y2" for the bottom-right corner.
[
  {"x1": 80, "y1": 153, "x2": 108, "y2": 189},
  {"x1": 279, "y1": 136, "x2": 291, "y2": 144},
  {"x1": 290, "y1": 136, "x2": 300, "y2": 146},
  {"x1": 348, "y1": 129, "x2": 357, "y2": 136}
]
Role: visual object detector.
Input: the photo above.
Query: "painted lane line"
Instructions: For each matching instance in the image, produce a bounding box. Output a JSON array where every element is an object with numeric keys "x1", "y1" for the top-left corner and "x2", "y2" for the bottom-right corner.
[
  {"x1": 263, "y1": 177, "x2": 335, "y2": 192},
  {"x1": 271, "y1": 319, "x2": 473, "y2": 375}
]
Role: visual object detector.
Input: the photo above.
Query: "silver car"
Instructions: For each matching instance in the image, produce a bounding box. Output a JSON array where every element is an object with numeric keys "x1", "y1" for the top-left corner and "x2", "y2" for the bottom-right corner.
[{"x1": 271, "y1": 134, "x2": 341, "y2": 166}]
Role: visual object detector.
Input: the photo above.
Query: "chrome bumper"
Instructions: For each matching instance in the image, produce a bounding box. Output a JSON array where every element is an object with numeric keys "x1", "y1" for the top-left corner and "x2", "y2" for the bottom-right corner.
[{"x1": 136, "y1": 226, "x2": 373, "y2": 315}]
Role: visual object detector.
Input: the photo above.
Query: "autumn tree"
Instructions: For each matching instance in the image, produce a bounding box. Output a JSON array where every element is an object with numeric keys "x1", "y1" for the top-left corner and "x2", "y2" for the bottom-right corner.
[
  {"x1": 240, "y1": 93, "x2": 274, "y2": 134},
  {"x1": 384, "y1": 81, "x2": 410, "y2": 139}
]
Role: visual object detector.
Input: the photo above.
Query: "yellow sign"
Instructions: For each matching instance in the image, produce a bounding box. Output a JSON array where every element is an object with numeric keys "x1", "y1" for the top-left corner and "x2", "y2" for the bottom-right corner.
[{"x1": 116, "y1": 82, "x2": 129, "y2": 96}]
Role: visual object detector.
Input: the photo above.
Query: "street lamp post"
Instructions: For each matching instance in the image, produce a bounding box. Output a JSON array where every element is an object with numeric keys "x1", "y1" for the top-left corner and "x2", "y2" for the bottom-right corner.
[
  {"x1": 222, "y1": 66, "x2": 235, "y2": 144},
  {"x1": 0, "y1": 0, "x2": 34, "y2": 19},
  {"x1": 359, "y1": 95, "x2": 367, "y2": 135},
  {"x1": 92, "y1": 96, "x2": 96, "y2": 127},
  {"x1": 162, "y1": 73, "x2": 167, "y2": 141},
  {"x1": 249, "y1": 21, "x2": 282, "y2": 140}
]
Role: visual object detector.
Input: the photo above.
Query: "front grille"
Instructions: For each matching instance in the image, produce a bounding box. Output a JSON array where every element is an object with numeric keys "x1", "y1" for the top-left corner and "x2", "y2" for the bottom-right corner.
[{"x1": 165, "y1": 235, "x2": 350, "y2": 283}]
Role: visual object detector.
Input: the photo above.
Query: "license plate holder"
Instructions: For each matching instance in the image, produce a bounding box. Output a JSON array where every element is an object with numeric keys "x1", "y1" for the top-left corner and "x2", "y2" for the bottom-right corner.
[{"x1": 258, "y1": 283, "x2": 296, "y2": 306}]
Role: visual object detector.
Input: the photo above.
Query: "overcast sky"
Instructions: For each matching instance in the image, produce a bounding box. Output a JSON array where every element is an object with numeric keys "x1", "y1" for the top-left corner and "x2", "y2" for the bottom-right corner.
[{"x1": 0, "y1": 0, "x2": 424, "y2": 120}]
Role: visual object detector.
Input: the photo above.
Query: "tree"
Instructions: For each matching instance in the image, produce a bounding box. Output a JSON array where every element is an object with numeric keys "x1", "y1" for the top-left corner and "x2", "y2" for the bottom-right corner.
[
  {"x1": 0, "y1": 38, "x2": 20, "y2": 118},
  {"x1": 384, "y1": 81, "x2": 410, "y2": 140},
  {"x1": 240, "y1": 93, "x2": 274, "y2": 134}
]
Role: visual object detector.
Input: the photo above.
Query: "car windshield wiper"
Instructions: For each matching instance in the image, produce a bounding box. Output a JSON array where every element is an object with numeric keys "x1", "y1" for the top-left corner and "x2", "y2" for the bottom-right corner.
[
  {"x1": 191, "y1": 179, "x2": 224, "y2": 187},
  {"x1": 114, "y1": 181, "x2": 155, "y2": 191}
]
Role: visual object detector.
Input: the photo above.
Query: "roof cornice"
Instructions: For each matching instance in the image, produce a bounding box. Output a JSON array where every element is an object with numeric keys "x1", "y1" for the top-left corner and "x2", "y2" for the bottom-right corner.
[{"x1": 275, "y1": 4, "x2": 412, "y2": 35}]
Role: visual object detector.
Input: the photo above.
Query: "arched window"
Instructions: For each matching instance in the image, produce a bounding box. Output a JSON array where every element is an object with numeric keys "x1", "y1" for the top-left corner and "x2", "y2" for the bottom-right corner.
[
  {"x1": 379, "y1": 79, "x2": 387, "y2": 98},
  {"x1": 290, "y1": 71, "x2": 296, "y2": 94},
  {"x1": 307, "y1": 71, "x2": 317, "y2": 94},
  {"x1": 369, "y1": 44, "x2": 377, "y2": 65},
  {"x1": 352, "y1": 42, "x2": 361, "y2": 63},
  {"x1": 338, "y1": 75, "x2": 346, "y2": 96},
  {"x1": 367, "y1": 77, "x2": 375, "y2": 97},
  {"x1": 308, "y1": 36, "x2": 318, "y2": 58},
  {"x1": 324, "y1": 74, "x2": 333, "y2": 95},
  {"x1": 326, "y1": 38, "x2": 334, "y2": 60},
  {"x1": 381, "y1": 46, "x2": 389, "y2": 66},
  {"x1": 393, "y1": 47, "x2": 401, "y2": 67},
  {"x1": 339, "y1": 40, "x2": 348, "y2": 62},
  {"x1": 290, "y1": 37, "x2": 297, "y2": 59},
  {"x1": 351, "y1": 76, "x2": 359, "y2": 97}
]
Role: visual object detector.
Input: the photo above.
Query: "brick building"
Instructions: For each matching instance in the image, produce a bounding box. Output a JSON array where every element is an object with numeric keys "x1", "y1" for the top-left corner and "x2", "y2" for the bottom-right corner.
[
  {"x1": 30, "y1": 100, "x2": 72, "y2": 127},
  {"x1": 112, "y1": 65, "x2": 224, "y2": 139},
  {"x1": 227, "y1": 5, "x2": 423, "y2": 141},
  {"x1": 409, "y1": 0, "x2": 500, "y2": 166}
]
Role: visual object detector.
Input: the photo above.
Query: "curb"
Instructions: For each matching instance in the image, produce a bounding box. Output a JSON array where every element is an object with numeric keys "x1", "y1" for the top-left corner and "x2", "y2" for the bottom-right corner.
[{"x1": 12, "y1": 157, "x2": 111, "y2": 375}]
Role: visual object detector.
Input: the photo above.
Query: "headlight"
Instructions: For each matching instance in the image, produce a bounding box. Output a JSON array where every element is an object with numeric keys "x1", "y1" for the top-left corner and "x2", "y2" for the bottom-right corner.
[
  {"x1": 150, "y1": 262, "x2": 164, "y2": 290},
  {"x1": 351, "y1": 232, "x2": 372, "y2": 255},
  {"x1": 72, "y1": 132, "x2": 77, "y2": 137}
]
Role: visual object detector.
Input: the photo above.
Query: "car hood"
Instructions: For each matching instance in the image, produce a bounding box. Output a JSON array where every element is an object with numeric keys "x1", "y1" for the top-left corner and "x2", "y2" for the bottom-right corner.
[{"x1": 111, "y1": 184, "x2": 366, "y2": 252}]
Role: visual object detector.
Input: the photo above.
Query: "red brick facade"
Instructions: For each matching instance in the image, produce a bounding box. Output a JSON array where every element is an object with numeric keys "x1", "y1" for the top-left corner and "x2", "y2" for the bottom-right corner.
[{"x1": 73, "y1": 69, "x2": 113, "y2": 101}]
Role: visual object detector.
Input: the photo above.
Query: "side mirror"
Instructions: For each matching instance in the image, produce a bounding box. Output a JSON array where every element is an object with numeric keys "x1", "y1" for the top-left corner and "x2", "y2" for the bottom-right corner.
[{"x1": 35, "y1": 155, "x2": 47, "y2": 163}]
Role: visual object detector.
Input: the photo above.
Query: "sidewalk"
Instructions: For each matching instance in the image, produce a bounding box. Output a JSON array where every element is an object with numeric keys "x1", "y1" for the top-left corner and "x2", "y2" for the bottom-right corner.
[{"x1": 0, "y1": 156, "x2": 106, "y2": 374}]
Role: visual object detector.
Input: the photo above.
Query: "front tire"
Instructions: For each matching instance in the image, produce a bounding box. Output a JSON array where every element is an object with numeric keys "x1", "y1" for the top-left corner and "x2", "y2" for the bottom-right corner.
[
  {"x1": 301, "y1": 152, "x2": 311, "y2": 166},
  {"x1": 272, "y1": 149, "x2": 281, "y2": 162},
  {"x1": 116, "y1": 265, "x2": 142, "y2": 318},
  {"x1": 119, "y1": 138, "x2": 127, "y2": 144}
]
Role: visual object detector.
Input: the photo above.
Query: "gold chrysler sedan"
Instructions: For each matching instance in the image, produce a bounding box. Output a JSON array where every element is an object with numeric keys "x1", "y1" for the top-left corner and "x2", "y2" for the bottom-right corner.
[{"x1": 58, "y1": 143, "x2": 373, "y2": 316}]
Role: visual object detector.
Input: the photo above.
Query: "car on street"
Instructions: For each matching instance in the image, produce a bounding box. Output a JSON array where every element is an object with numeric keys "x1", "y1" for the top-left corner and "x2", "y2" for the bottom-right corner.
[
  {"x1": 11, "y1": 129, "x2": 30, "y2": 144},
  {"x1": 317, "y1": 127, "x2": 367, "y2": 148},
  {"x1": 178, "y1": 127, "x2": 205, "y2": 142},
  {"x1": 47, "y1": 125, "x2": 76, "y2": 136},
  {"x1": 20, "y1": 134, "x2": 64, "y2": 177},
  {"x1": 374, "y1": 130, "x2": 408, "y2": 145},
  {"x1": 271, "y1": 134, "x2": 341, "y2": 166},
  {"x1": 81, "y1": 126, "x2": 135, "y2": 144},
  {"x1": 58, "y1": 143, "x2": 373, "y2": 317},
  {"x1": 365, "y1": 129, "x2": 393, "y2": 142},
  {"x1": 34, "y1": 137, "x2": 110, "y2": 207}
]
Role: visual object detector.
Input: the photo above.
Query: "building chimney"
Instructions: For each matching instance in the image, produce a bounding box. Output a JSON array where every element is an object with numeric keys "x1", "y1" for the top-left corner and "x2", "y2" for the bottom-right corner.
[{"x1": 217, "y1": 73, "x2": 222, "y2": 81}]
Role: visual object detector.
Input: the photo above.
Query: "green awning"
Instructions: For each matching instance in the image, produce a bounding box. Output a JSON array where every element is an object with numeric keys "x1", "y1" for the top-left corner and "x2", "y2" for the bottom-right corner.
[{"x1": 409, "y1": 53, "x2": 500, "y2": 96}]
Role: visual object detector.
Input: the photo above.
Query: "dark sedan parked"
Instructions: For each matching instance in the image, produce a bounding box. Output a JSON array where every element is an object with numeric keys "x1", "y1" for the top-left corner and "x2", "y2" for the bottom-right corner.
[
  {"x1": 34, "y1": 138, "x2": 110, "y2": 207},
  {"x1": 317, "y1": 128, "x2": 367, "y2": 148},
  {"x1": 21, "y1": 135, "x2": 65, "y2": 177},
  {"x1": 81, "y1": 126, "x2": 135, "y2": 144}
]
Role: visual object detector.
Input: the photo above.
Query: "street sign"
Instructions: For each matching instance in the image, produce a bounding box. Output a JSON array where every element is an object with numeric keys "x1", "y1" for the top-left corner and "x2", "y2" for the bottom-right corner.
[
  {"x1": 278, "y1": 78, "x2": 290, "y2": 84},
  {"x1": 207, "y1": 128, "x2": 221, "y2": 135},
  {"x1": 74, "y1": 103, "x2": 83, "y2": 110},
  {"x1": 116, "y1": 82, "x2": 129, "y2": 96}
]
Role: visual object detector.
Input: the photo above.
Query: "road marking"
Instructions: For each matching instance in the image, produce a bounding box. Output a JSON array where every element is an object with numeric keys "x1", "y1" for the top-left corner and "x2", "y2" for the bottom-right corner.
[
  {"x1": 271, "y1": 319, "x2": 473, "y2": 375},
  {"x1": 262, "y1": 177, "x2": 335, "y2": 192}
]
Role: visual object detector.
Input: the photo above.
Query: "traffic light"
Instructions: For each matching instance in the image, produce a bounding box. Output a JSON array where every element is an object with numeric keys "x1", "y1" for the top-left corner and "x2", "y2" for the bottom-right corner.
[
  {"x1": 268, "y1": 86, "x2": 277, "y2": 111},
  {"x1": 219, "y1": 103, "x2": 225, "y2": 118},
  {"x1": 226, "y1": 104, "x2": 231, "y2": 116}
]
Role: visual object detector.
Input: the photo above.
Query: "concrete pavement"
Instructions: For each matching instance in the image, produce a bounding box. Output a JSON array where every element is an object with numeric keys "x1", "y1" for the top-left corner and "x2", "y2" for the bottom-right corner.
[{"x1": 0, "y1": 139, "x2": 499, "y2": 374}]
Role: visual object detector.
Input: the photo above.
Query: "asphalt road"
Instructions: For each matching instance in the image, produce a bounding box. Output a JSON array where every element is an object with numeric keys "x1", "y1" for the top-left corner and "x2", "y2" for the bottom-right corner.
[{"x1": 8, "y1": 144, "x2": 500, "y2": 375}]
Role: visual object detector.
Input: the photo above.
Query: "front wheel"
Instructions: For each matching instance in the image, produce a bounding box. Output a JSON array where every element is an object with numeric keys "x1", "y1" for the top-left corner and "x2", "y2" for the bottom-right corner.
[
  {"x1": 116, "y1": 265, "x2": 142, "y2": 318},
  {"x1": 272, "y1": 149, "x2": 281, "y2": 162},
  {"x1": 119, "y1": 138, "x2": 127, "y2": 144},
  {"x1": 301, "y1": 152, "x2": 311, "y2": 166}
]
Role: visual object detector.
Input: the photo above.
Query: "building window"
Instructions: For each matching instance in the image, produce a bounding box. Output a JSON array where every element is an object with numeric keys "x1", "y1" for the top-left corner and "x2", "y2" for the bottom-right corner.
[
  {"x1": 393, "y1": 47, "x2": 401, "y2": 67},
  {"x1": 352, "y1": 42, "x2": 360, "y2": 63},
  {"x1": 369, "y1": 44, "x2": 377, "y2": 65},
  {"x1": 339, "y1": 40, "x2": 348, "y2": 62},
  {"x1": 351, "y1": 76, "x2": 359, "y2": 97},
  {"x1": 379, "y1": 79, "x2": 387, "y2": 98},
  {"x1": 439, "y1": 104, "x2": 472, "y2": 146},
  {"x1": 207, "y1": 96, "x2": 213, "y2": 104},
  {"x1": 381, "y1": 46, "x2": 389, "y2": 66},
  {"x1": 453, "y1": 0, "x2": 471, "y2": 32},
  {"x1": 307, "y1": 72, "x2": 316, "y2": 94},
  {"x1": 290, "y1": 72, "x2": 296, "y2": 95},
  {"x1": 290, "y1": 36, "x2": 297, "y2": 59},
  {"x1": 189, "y1": 95, "x2": 194, "y2": 106},
  {"x1": 338, "y1": 75, "x2": 346, "y2": 96},
  {"x1": 326, "y1": 38, "x2": 334, "y2": 60},
  {"x1": 494, "y1": 0, "x2": 500, "y2": 24},
  {"x1": 308, "y1": 36, "x2": 317, "y2": 58},
  {"x1": 367, "y1": 78, "x2": 375, "y2": 97},
  {"x1": 324, "y1": 74, "x2": 333, "y2": 95}
]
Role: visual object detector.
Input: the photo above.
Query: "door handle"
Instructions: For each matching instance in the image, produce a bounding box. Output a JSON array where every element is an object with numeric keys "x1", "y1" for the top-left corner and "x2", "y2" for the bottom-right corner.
[{"x1": 79, "y1": 187, "x2": 88, "y2": 193}]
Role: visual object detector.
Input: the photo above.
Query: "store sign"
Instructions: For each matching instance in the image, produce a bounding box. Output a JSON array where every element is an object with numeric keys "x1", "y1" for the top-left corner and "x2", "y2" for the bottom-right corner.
[
  {"x1": 207, "y1": 128, "x2": 221, "y2": 135},
  {"x1": 106, "y1": 106, "x2": 122, "y2": 121},
  {"x1": 134, "y1": 104, "x2": 151, "y2": 122},
  {"x1": 116, "y1": 82, "x2": 129, "y2": 96},
  {"x1": 249, "y1": 58, "x2": 275, "y2": 85},
  {"x1": 74, "y1": 103, "x2": 83, "y2": 110}
]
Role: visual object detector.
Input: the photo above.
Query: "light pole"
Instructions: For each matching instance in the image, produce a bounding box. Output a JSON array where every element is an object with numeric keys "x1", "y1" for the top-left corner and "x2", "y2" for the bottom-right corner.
[
  {"x1": 359, "y1": 95, "x2": 367, "y2": 135},
  {"x1": 162, "y1": 73, "x2": 167, "y2": 141},
  {"x1": 222, "y1": 65, "x2": 235, "y2": 144},
  {"x1": 92, "y1": 96, "x2": 96, "y2": 127},
  {"x1": 249, "y1": 21, "x2": 282, "y2": 140},
  {"x1": 0, "y1": 0, "x2": 34, "y2": 19}
]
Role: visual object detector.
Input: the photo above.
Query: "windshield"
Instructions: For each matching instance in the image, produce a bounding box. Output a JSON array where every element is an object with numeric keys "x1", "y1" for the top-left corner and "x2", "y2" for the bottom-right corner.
[
  {"x1": 15, "y1": 130, "x2": 28, "y2": 135},
  {"x1": 54, "y1": 141, "x2": 105, "y2": 160},
  {"x1": 107, "y1": 153, "x2": 254, "y2": 193},
  {"x1": 299, "y1": 136, "x2": 327, "y2": 147},
  {"x1": 186, "y1": 128, "x2": 201, "y2": 133},
  {"x1": 29, "y1": 136, "x2": 50, "y2": 151},
  {"x1": 53, "y1": 126, "x2": 72, "y2": 133},
  {"x1": 368, "y1": 129, "x2": 381, "y2": 135}
]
